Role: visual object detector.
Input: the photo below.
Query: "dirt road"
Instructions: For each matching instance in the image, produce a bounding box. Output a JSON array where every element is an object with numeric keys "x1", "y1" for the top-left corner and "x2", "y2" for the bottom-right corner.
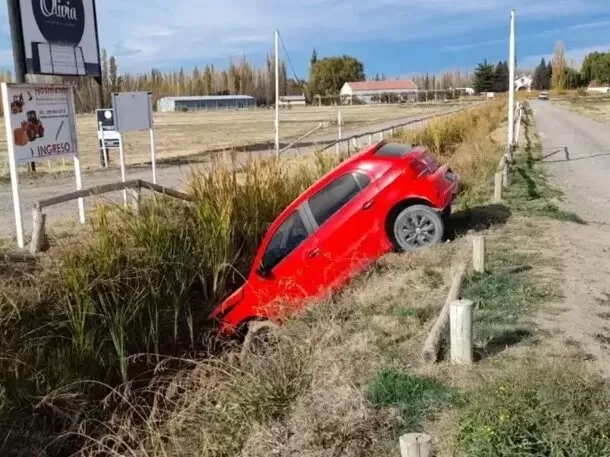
[
  {"x1": 532, "y1": 100, "x2": 610, "y2": 224},
  {"x1": 0, "y1": 107, "x2": 464, "y2": 240},
  {"x1": 532, "y1": 99, "x2": 610, "y2": 377}
]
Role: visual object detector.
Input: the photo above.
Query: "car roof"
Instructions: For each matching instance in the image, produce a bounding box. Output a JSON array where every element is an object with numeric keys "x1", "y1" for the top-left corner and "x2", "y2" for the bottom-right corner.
[{"x1": 275, "y1": 141, "x2": 423, "y2": 221}]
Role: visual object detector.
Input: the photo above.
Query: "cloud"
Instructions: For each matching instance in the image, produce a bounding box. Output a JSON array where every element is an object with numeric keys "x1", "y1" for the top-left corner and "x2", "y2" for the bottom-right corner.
[{"x1": 0, "y1": 0, "x2": 609, "y2": 72}]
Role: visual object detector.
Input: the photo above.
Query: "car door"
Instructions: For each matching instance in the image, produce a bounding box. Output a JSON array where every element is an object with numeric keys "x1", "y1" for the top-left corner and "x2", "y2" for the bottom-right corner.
[
  {"x1": 246, "y1": 206, "x2": 321, "y2": 319},
  {"x1": 302, "y1": 170, "x2": 386, "y2": 295}
]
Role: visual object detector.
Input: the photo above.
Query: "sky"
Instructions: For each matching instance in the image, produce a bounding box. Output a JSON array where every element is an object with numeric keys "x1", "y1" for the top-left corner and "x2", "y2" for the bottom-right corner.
[{"x1": 1, "y1": 0, "x2": 610, "y2": 78}]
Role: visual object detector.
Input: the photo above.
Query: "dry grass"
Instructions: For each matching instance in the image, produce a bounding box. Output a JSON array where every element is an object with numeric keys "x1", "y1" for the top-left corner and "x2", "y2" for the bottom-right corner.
[
  {"x1": 0, "y1": 103, "x2": 451, "y2": 177},
  {"x1": 2, "y1": 101, "x2": 548, "y2": 457},
  {"x1": 554, "y1": 93, "x2": 610, "y2": 124}
]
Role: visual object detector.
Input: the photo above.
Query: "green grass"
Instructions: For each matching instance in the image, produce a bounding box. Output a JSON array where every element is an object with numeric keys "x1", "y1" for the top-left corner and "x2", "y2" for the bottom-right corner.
[
  {"x1": 463, "y1": 268, "x2": 553, "y2": 351},
  {"x1": 505, "y1": 105, "x2": 586, "y2": 225},
  {"x1": 368, "y1": 369, "x2": 459, "y2": 430},
  {"x1": 455, "y1": 360, "x2": 610, "y2": 457}
]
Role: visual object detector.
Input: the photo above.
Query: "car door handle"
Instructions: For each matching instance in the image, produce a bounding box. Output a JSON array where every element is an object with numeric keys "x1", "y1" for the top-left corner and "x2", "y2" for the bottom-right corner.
[
  {"x1": 308, "y1": 248, "x2": 320, "y2": 258},
  {"x1": 362, "y1": 200, "x2": 375, "y2": 210}
]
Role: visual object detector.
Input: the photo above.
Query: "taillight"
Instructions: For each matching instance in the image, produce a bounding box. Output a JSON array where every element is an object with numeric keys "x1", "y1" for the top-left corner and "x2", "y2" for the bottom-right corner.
[
  {"x1": 421, "y1": 151, "x2": 440, "y2": 171},
  {"x1": 409, "y1": 159, "x2": 429, "y2": 177}
]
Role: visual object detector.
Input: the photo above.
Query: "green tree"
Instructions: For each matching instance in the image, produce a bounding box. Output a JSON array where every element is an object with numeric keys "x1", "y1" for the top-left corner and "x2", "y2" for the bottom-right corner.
[
  {"x1": 532, "y1": 58, "x2": 550, "y2": 90},
  {"x1": 563, "y1": 67, "x2": 582, "y2": 90},
  {"x1": 309, "y1": 55, "x2": 365, "y2": 96},
  {"x1": 581, "y1": 51, "x2": 610, "y2": 85},
  {"x1": 493, "y1": 60, "x2": 509, "y2": 92},
  {"x1": 473, "y1": 59, "x2": 495, "y2": 93}
]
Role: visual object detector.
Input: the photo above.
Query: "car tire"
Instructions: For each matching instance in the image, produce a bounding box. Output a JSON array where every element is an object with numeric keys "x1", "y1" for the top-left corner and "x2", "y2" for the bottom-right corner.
[{"x1": 391, "y1": 204, "x2": 444, "y2": 252}]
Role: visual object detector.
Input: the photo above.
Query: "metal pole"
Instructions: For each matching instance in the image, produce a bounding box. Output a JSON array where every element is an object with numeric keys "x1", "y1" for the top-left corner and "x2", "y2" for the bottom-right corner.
[
  {"x1": 508, "y1": 9, "x2": 516, "y2": 150},
  {"x1": 150, "y1": 127, "x2": 157, "y2": 184},
  {"x1": 274, "y1": 29, "x2": 280, "y2": 158},
  {"x1": 7, "y1": 0, "x2": 35, "y2": 172}
]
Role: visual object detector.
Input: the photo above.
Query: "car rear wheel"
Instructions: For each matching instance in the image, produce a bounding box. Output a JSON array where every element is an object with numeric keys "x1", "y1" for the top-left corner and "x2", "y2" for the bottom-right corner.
[{"x1": 392, "y1": 204, "x2": 444, "y2": 251}]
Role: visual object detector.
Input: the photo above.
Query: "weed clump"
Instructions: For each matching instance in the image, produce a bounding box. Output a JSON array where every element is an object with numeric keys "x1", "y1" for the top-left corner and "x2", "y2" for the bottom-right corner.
[
  {"x1": 455, "y1": 361, "x2": 610, "y2": 457},
  {"x1": 368, "y1": 369, "x2": 459, "y2": 430}
]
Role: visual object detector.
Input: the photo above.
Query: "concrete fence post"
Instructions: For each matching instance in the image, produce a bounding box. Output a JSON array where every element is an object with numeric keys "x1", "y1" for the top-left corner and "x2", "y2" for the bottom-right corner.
[
  {"x1": 473, "y1": 236, "x2": 485, "y2": 273},
  {"x1": 399, "y1": 433, "x2": 432, "y2": 457}
]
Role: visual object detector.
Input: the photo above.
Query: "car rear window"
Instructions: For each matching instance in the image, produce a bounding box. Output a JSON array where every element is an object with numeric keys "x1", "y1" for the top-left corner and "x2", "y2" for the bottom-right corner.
[
  {"x1": 308, "y1": 172, "x2": 370, "y2": 227},
  {"x1": 374, "y1": 143, "x2": 414, "y2": 157}
]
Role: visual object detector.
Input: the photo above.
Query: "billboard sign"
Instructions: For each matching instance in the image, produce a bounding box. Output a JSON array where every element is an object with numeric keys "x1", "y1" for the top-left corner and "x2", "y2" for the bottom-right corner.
[
  {"x1": 2, "y1": 83, "x2": 79, "y2": 163},
  {"x1": 18, "y1": 0, "x2": 102, "y2": 77},
  {"x1": 1, "y1": 82, "x2": 84, "y2": 249}
]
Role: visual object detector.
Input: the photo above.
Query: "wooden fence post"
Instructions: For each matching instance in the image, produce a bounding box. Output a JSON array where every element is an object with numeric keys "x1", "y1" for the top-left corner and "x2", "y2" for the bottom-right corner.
[
  {"x1": 399, "y1": 433, "x2": 432, "y2": 457},
  {"x1": 494, "y1": 172, "x2": 503, "y2": 203},
  {"x1": 422, "y1": 263, "x2": 467, "y2": 363},
  {"x1": 131, "y1": 186, "x2": 141, "y2": 215},
  {"x1": 473, "y1": 236, "x2": 485, "y2": 273},
  {"x1": 450, "y1": 299, "x2": 474, "y2": 365},
  {"x1": 30, "y1": 207, "x2": 46, "y2": 254},
  {"x1": 368, "y1": 134, "x2": 372, "y2": 145}
]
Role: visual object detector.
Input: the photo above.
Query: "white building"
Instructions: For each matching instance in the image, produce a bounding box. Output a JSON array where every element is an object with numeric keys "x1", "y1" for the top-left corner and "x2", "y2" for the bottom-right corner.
[
  {"x1": 515, "y1": 74, "x2": 533, "y2": 91},
  {"x1": 279, "y1": 94, "x2": 306, "y2": 107},
  {"x1": 157, "y1": 95, "x2": 256, "y2": 112},
  {"x1": 339, "y1": 80, "x2": 419, "y2": 104},
  {"x1": 587, "y1": 82, "x2": 610, "y2": 94}
]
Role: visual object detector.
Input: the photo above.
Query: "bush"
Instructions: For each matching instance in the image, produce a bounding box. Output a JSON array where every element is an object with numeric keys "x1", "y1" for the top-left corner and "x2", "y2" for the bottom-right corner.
[{"x1": 455, "y1": 361, "x2": 610, "y2": 457}]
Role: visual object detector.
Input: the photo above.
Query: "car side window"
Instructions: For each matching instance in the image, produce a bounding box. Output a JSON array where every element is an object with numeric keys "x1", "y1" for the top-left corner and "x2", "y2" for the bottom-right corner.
[
  {"x1": 261, "y1": 210, "x2": 309, "y2": 271},
  {"x1": 308, "y1": 172, "x2": 371, "y2": 227}
]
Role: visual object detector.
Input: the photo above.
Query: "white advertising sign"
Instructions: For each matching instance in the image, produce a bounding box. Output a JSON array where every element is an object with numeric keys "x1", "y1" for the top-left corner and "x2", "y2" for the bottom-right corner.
[
  {"x1": 18, "y1": 0, "x2": 102, "y2": 77},
  {"x1": 3, "y1": 83, "x2": 78, "y2": 164},
  {"x1": 1, "y1": 82, "x2": 84, "y2": 249}
]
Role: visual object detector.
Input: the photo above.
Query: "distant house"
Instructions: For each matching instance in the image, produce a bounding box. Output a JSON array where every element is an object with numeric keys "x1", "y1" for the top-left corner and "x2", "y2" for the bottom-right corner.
[
  {"x1": 455, "y1": 87, "x2": 475, "y2": 96},
  {"x1": 279, "y1": 94, "x2": 306, "y2": 107},
  {"x1": 515, "y1": 74, "x2": 533, "y2": 91},
  {"x1": 587, "y1": 81, "x2": 610, "y2": 94},
  {"x1": 339, "y1": 80, "x2": 419, "y2": 104}
]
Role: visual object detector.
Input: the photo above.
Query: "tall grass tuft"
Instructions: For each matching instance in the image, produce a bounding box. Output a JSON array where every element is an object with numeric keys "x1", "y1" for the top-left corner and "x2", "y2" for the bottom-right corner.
[{"x1": 0, "y1": 151, "x2": 342, "y2": 451}]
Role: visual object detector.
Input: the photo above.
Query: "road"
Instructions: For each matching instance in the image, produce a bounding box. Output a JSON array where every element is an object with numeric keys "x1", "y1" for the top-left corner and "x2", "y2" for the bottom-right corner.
[
  {"x1": 532, "y1": 99, "x2": 610, "y2": 378},
  {"x1": 0, "y1": 106, "x2": 466, "y2": 240},
  {"x1": 532, "y1": 100, "x2": 610, "y2": 224}
]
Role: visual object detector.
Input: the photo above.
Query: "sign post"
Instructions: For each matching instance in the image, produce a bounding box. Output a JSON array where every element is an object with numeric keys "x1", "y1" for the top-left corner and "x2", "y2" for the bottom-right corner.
[
  {"x1": 111, "y1": 91, "x2": 156, "y2": 189},
  {"x1": 1, "y1": 82, "x2": 82, "y2": 247}
]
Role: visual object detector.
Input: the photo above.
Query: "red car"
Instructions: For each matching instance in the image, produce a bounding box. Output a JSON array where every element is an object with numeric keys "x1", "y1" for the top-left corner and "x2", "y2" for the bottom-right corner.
[{"x1": 209, "y1": 141, "x2": 458, "y2": 336}]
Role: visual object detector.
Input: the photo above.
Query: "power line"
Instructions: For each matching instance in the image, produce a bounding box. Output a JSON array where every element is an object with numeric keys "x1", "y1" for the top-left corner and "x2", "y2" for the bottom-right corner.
[{"x1": 277, "y1": 30, "x2": 305, "y2": 86}]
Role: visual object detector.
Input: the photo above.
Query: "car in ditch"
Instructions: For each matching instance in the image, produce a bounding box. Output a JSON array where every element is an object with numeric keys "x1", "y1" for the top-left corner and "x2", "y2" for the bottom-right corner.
[{"x1": 209, "y1": 141, "x2": 458, "y2": 337}]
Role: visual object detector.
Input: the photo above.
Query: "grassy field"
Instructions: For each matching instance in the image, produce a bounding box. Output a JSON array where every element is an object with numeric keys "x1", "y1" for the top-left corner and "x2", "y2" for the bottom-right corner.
[
  {"x1": 553, "y1": 93, "x2": 610, "y2": 124},
  {"x1": 0, "y1": 103, "x2": 453, "y2": 177}
]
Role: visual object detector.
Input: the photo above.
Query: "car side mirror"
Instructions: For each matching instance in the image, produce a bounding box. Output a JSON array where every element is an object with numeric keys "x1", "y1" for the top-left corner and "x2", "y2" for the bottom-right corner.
[{"x1": 256, "y1": 262, "x2": 271, "y2": 278}]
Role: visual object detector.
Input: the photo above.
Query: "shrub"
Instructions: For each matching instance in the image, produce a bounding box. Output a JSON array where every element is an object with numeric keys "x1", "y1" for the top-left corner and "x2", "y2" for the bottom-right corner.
[
  {"x1": 455, "y1": 361, "x2": 610, "y2": 457},
  {"x1": 368, "y1": 369, "x2": 459, "y2": 429}
]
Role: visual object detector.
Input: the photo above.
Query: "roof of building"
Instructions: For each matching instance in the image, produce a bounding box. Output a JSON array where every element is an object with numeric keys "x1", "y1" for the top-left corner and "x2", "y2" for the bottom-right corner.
[
  {"x1": 159, "y1": 95, "x2": 256, "y2": 102},
  {"x1": 344, "y1": 80, "x2": 418, "y2": 91}
]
